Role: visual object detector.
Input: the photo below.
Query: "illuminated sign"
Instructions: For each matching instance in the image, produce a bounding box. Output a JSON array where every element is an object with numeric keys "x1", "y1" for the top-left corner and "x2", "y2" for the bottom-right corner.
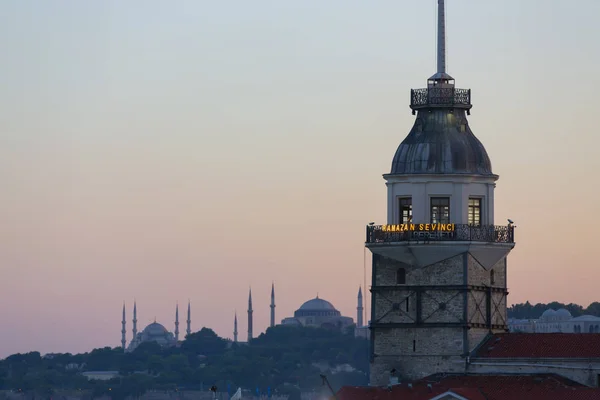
[{"x1": 380, "y1": 223, "x2": 456, "y2": 232}]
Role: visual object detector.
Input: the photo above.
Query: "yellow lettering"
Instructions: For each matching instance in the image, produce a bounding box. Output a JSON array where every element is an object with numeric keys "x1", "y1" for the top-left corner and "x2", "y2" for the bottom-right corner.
[
  {"x1": 419, "y1": 224, "x2": 424, "y2": 230},
  {"x1": 410, "y1": 224, "x2": 415, "y2": 231},
  {"x1": 440, "y1": 224, "x2": 446, "y2": 231},
  {"x1": 425, "y1": 224, "x2": 430, "y2": 231}
]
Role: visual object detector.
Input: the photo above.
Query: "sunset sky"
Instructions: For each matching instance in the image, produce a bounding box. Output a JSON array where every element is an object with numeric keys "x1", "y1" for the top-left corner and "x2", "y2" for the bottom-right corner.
[{"x1": 1, "y1": 0, "x2": 599, "y2": 358}]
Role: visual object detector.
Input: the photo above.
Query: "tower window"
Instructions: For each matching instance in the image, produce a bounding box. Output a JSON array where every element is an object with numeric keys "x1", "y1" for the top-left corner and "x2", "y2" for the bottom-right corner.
[
  {"x1": 405, "y1": 298, "x2": 409, "y2": 312},
  {"x1": 430, "y1": 197, "x2": 450, "y2": 224},
  {"x1": 490, "y1": 270, "x2": 495, "y2": 285},
  {"x1": 399, "y1": 198, "x2": 412, "y2": 224},
  {"x1": 413, "y1": 340, "x2": 416, "y2": 352},
  {"x1": 396, "y1": 268, "x2": 406, "y2": 285},
  {"x1": 468, "y1": 198, "x2": 482, "y2": 226}
]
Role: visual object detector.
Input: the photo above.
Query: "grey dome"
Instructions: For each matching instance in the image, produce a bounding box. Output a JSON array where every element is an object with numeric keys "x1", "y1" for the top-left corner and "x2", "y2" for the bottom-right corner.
[
  {"x1": 390, "y1": 109, "x2": 493, "y2": 175},
  {"x1": 294, "y1": 297, "x2": 341, "y2": 318},
  {"x1": 298, "y1": 297, "x2": 336, "y2": 311},
  {"x1": 556, "y1": 308, "x2": 572, "y2": 319},
  {"x1": 142, "y1": 322, "x2": 169, "y2": 337},
  {"x1": 540, "y1": 309, "x2": 557, "y2": 320}
]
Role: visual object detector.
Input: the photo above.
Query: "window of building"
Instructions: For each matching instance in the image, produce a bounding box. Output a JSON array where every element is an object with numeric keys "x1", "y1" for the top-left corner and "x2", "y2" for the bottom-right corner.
[
  {"x1": 413, "y1": 340, "x2": 416, "y2": 352},
  {"x1": 490, "y1": 270, "x2": 495, "y2": 285},
  {"x1": 399, "y1": 198, "x2": 412, "y2": 224},
  {"x1": 468, "y1": 198, "x2": 482, "y2": 226},
  {"x1": 405, "y1": 298, "x2": 409, "y2": 312},
  {"x1": 430, "y1": 197, "x2": 450, "y2": 224},
  {"x1": 396, "y1": 268, "x2": 406, "y2": 285}
]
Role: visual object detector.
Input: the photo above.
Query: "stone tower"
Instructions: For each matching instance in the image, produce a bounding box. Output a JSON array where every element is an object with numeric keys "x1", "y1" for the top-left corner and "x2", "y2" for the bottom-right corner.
[
  {"x1": 357, "y1": 287, "x2": 364, "y2": 328},
  {"x1": 365, "y1": 0, "x2": 516, "y2": 385},
  {"x1": 270, "y1": 282, "x2": 276, "y2": 328}
]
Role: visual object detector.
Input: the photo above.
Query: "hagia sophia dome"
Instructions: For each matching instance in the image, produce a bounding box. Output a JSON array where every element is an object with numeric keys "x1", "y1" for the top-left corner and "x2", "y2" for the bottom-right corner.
[{"x1": 282, "y1": 296, "x2": 354, "y2": 330}]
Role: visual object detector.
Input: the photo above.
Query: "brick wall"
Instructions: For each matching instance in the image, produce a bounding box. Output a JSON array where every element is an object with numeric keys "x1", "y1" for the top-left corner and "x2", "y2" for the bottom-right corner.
[{"x1": 370, "y1": 249, "x2": 510, "y2": 386}]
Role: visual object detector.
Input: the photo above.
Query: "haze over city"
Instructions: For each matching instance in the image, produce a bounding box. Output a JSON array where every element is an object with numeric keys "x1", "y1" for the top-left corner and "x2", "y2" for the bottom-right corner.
[{"x1": 1, "y1": 0, "x2": 599, "y2": 359}]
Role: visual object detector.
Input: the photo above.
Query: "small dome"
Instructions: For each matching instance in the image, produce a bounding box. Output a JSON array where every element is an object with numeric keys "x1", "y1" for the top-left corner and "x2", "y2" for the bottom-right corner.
[
  {"x1": 390, "y1": 110, "x2": 493, "y2": 175},
  {"x1": 298, "y1": 297, "x2": 337, "y2": 311},
  {"x1": 556, "y1": 308, "x2": 572, "y2": 319},
  {"x1": 540, "y1": 309, "x2": 557, "y2": 319}
]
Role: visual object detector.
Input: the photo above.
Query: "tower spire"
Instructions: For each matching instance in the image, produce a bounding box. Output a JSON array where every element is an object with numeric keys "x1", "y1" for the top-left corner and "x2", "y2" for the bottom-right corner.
[
  {"x1": 270, "y1": 282, "x2": 276, "y2": 328},
  {"x1": 175, "y1": 303, "x2": 180, "y2": 341},
  {"x1": 357, "y1": 286, "x2": 364, "y2": 328},
  {"x1": 437, "y1": 0, "x2": 446, "y2": 75},
  {"x1": 186, "y1": 300, "x2": 191, "y2": 337},
  {"x1": 121, "y1": 302, "x2": 126, "y2": 351},
  {"x1": 234, "y1": 311, "x2": 238, "y2": 343},
  {"x1": 132, "y1": 300, "x2": 138, "y2": 340},
  {"x1": 247, "y1": 287, "x2": 253, "y2": 342}
]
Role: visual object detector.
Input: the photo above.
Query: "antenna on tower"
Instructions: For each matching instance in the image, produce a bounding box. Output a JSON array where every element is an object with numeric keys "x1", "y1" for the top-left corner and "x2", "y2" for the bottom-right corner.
[{"x1": 437, "y1": 0, "x2": 446, "y2": 75}]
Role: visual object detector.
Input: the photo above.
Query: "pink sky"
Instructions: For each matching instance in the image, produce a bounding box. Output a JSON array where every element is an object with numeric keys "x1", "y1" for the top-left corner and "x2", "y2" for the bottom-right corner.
[{"x1": 1, "y1": 0, "x2": 600, "y2": 358}]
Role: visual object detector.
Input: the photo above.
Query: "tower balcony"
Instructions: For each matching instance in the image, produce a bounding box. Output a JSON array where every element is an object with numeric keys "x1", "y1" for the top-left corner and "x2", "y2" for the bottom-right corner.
[
  {"x1": 410, "y1": 87, "x2": 472, "y2": 114},
  {"x1": 366, "y1": 223, "x2": 514, "y2": 244}
]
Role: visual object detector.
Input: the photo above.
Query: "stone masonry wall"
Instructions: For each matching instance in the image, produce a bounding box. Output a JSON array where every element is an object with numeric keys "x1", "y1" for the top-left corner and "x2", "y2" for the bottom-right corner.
[
  {"x1": 466, "y1": 253, "x2": 508, "y2": 352},
  {"x1": 371, "y1": 254, "x2": 468, "y2": 385},
  {"x1": 370, "y1": 250, "x2": 511, "y2": 386}
]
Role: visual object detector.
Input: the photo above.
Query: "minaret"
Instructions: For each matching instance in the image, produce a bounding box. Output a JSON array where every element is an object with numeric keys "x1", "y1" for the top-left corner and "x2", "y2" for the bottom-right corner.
[
  {"x1": 247, "y1": 288, "x2": 253, "y2": 342},
  {"x1": 365, "y1": 0, "x2": 516, "y2": 385},
  {"x1": 234, "y1": 311, "x2": 238, "y2": 343},
  {"x1": 270, "y1": 282, "x2": 276, "y2": 328},
  {"x1": 132, "y1": 300, "x2": 138, "y2": 340},
  {"x1": 121, "y1": 303, "x2": 126, "y2": 350},
  {"x1": 175, "y1": 303, "x2": 180, "y2": 341},
  {"x1": 186, "y1": 300, "x2": 191, "y2": 337},
  {"x1": 357, "y1": 287, "x2": 364, "y2": 328}
]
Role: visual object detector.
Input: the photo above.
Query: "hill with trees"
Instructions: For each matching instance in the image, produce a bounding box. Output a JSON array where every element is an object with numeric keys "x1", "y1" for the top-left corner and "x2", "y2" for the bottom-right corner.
[
  {"x1": 0, "y1": 325, "x2": 368, "y2": 400},
  {"x1": 508, "y1": 301, "x2": 600, "y2": 320}
]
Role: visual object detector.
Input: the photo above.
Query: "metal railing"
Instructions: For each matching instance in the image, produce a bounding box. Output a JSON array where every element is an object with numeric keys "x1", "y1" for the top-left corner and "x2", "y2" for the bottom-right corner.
[
  {"x1": 410, "y1": 87, "x2": 471, "y2": 108},
  {"x1": 366, "y1": 223, "x2": 515, "y2": 244}
]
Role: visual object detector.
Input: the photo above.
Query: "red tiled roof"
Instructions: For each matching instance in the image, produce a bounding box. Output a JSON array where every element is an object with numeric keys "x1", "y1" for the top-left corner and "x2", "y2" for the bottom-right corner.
[
  {"x1": 337, "y1": 374, "x2": 600, "y2": 400},
  {"x1": 445, "y1": 388, "x2": 487, "y2": 399},
  {"x1": 475, "y1": 333, "x2": 600, "y2": 358}
]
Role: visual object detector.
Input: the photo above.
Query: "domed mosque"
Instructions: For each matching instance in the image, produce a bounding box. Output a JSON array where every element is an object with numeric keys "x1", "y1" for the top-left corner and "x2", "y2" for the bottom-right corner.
[
  {"x1": 234, "y1": 284, "x2": 369, "y2": 344},
  {"x1": 282, "y1": 295, "x2": 354, "y2": 330},
  {"x1": 120, "y1": 301, "x2": 191, "y2": 352}
]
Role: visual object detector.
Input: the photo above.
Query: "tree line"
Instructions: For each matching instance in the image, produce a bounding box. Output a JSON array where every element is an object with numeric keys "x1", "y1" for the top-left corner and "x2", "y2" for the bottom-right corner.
[
  {"x1": 508, "y1": 301, "x2": 600, "y2": 320},
  {"x1": 0, "y1": 325, "x2": 368, "y2": 400}
]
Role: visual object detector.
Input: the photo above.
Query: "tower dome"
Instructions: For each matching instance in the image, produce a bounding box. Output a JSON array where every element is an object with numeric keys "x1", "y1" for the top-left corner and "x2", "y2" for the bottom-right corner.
[{"x1": 390, "y1": 112, "x2": 493, "y2": 175}]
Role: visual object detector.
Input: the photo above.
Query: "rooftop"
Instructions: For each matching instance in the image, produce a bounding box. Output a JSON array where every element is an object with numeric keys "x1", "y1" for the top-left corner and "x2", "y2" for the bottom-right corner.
[
  {"x1": 475, "y1": 333, "x2": 600, "y2": 358},
  {"x1": 337, "y1": 374, "x2": 600, "y2": 400}
]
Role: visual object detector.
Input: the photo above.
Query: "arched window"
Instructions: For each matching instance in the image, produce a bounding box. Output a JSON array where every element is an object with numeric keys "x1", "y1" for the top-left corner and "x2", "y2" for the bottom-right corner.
[
  {"x1": 396, "y1": 268, "x2": 406, "y2": 285},
  {"x1": 595, "y1": 325, "x2": 599, "y2": 333},
  {"x1": 590, "y1": 325, "x2": 595, "y2": 333},
  {"x1": 490, "y1": 270, "x2": 495, "y2": 285}
]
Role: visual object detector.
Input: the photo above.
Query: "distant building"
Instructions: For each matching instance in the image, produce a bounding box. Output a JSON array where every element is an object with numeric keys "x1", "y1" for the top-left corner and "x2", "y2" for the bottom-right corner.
[
  {"x1": 121, "y1": 301, "x2": 191, "y2": 352},
  {"x1": 282, "y1": 296, "x2": 354, "y2": 331},
  {"x1": 81, "y1": 371, "x2": 120, "y2": 381},
  {"x1": 508, "y1": 308, "x2": 600, "y2": 333},
  {"x1": 233, "y1": 285, "x2": 370, "y2": 342}
]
